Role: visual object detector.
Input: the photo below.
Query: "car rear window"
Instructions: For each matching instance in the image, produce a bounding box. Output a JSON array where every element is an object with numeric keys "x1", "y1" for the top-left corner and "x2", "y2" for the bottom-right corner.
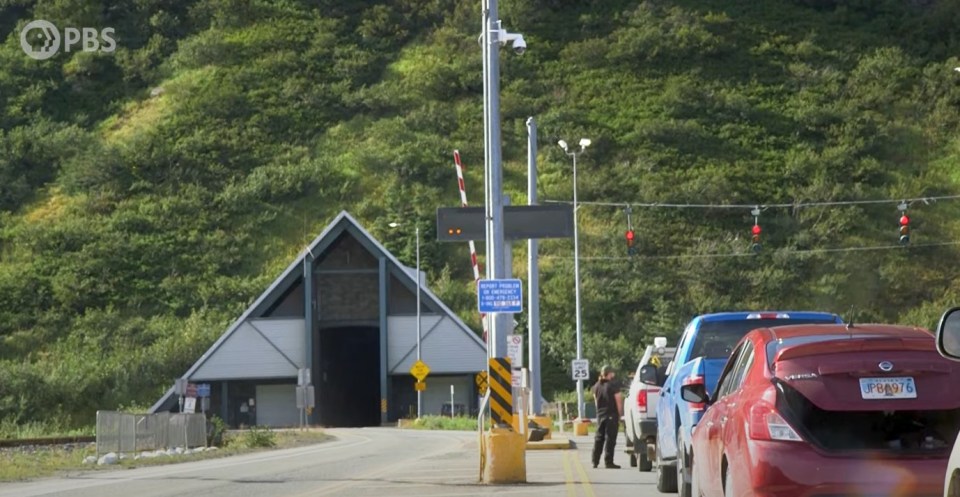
[
  {"x1": 765, "y1": 334, "x2": 886, "y2": 369},
  {"x1": 692, "y1": 319, "x2": 837, "y2": 359}
]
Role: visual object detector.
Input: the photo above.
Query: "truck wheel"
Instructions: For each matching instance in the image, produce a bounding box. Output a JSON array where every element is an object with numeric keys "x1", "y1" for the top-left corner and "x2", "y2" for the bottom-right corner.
[
  {"x1": 638, "y1": 444, "x2": 653, "y2": 472},
  {"x1": 677, "y1": 431, "x2": 692, "y2": 497},
  {"x1": 656, "y1": 440, "x2": 677, "y2": 493}
]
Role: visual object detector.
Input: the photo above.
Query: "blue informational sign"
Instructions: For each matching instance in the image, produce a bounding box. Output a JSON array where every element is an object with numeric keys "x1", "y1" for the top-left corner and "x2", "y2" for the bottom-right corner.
[
  {"x1": 196, "y1": 383, "x2": 211, "y2": 398},
  {"x1": 478, "y1": 279, "x2": 523, "y2": 313}
]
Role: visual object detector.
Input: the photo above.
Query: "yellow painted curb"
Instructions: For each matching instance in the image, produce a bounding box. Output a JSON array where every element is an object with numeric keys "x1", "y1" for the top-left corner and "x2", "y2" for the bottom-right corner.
[{"x1": 526, "y1": 437, "x2": 573, "y2": 450}]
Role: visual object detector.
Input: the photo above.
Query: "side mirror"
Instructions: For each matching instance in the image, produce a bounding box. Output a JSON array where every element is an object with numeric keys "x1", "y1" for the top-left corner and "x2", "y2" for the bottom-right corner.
[
  {"x1": 680, "y1": 383, "x2": 709, "y2": 405},
  {"x1": 937, "y1": 307, "x2": 960, "y2": 360},
  {"x1": 639, "y1": 365, "x2": 658, "y2": 386}
]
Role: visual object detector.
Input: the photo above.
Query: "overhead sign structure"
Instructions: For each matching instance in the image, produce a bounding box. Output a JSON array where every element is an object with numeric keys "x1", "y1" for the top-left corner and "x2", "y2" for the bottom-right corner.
[
  {"x1": 436, "y1": 205, "x2": 574, "y2": 242},
  {"x1": 507, "y1": 334, "x2": 523, "y2": 368},
  {"x1": 478, "y1": 279, "x2": 523, "y2": 314},
  {"x1": 410, "y1": 360, "x2": 430, "y2": 382},
  {"x1": 571, "y1": 359, "x2": 590, "y2": 381}
]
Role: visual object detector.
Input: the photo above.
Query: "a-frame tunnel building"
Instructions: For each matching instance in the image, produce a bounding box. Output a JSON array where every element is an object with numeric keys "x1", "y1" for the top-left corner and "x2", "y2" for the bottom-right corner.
[{"x1": 150, "y1": 211, "x2": 487, "y2": 427}]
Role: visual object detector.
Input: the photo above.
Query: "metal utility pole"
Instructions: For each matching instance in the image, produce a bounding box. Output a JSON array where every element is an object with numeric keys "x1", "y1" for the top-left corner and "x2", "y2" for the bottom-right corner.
[
  {"x1": 416, "y1": 225, "x2": 422, "y2": 419},
  {"x1": 572, "y1": 151, "x2": 583, "y2": 420},
  {"x1": 559, "y1": 138, "x2": 591, "y2": 420},
  {"x1": 526, "y1": 117, "x2": 542, "y2": 415},
  {"x1": 481, "y1": 1, "x2": 492, "y2": 359},
  {"x1": 391, "y1": 221, "x2": 423, "y2": 418},
  {"x1": 483, "y1": 0, "x2": 508, "y2": 360}
]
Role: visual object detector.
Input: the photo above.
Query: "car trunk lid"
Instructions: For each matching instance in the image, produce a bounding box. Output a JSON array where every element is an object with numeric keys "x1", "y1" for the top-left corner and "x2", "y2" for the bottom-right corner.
[
  {"x1": 772, "y1": 336, "x2": 960, "y2": 454},
  {"x1": 773, "y1": 337, "x2": 960, "y2": 411}
]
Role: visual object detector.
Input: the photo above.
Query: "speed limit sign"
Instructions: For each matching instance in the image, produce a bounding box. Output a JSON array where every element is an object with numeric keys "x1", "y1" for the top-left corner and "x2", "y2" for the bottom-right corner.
[{"x1": 571, "y1": 359, "x2": 590, "y2": 381}]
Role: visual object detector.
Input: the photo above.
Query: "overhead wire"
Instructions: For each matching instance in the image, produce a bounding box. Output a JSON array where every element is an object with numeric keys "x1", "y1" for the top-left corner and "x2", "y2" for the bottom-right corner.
[
  {"x1": 537, "y1": 240, "x2": 960, "y2": 261},
  {"x1": 542, "y1": 194, "x2": 960, "y2": 210}
]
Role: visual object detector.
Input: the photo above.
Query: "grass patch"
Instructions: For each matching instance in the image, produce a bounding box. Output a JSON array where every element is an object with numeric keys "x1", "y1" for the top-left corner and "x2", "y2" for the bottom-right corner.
[
  {"x1": 0, "y1": 429, "x2": 330, "y2": 482},
  {"x1": 0, "y1": 419, "x2": 94, "y2": 440},
  {"x1": 0, "y1": 446, "x2": 88, "y2": 481},
  {"x1": 403, "y1": 416, "x2": 488, "y2": 431},
  {"x1": 234, "y1": 426, "x2": 276, "y2": 448}
]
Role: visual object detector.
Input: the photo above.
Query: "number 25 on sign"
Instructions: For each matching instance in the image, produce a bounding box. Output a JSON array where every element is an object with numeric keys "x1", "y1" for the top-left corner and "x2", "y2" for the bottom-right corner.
[{"x1": 571, "y1": 359, "x2": 590, "y2": 381}]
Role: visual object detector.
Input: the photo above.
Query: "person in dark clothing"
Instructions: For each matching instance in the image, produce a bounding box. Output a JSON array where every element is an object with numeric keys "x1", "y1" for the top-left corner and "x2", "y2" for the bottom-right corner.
[{"x1": 591, "y1": 365, "x2": 624, "y2": 469}]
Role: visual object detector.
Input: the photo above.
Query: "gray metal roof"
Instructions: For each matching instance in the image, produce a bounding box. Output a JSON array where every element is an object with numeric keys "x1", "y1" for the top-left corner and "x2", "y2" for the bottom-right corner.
[{"x1": 150, "y1": 211, "x2": 486, "y2": 413}]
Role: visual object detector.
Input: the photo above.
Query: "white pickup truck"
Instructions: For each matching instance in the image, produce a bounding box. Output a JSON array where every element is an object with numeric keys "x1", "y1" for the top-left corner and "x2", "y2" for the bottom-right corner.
[{"x1": 623, "y1": 337, "x2": 674, "y2": 472}]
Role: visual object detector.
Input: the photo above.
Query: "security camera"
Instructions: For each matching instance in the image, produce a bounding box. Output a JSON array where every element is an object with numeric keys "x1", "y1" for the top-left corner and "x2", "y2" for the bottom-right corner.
[{"x1": 512, "y1": 36, "x2": 526, "y2": 55}]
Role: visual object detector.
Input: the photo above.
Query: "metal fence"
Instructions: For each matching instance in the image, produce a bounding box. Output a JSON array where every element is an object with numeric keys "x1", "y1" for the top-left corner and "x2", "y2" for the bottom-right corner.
[{"x1": 96, "y1": 411, "x2": 206, "y2": 457}]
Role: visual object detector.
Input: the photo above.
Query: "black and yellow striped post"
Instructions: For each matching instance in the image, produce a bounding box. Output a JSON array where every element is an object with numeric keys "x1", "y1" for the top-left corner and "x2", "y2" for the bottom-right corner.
[
  {"x1": 488, "y1": 357, "x2": 513, "y2": 427},
  {"x1": 482, "y1": 356, "x2": 525, "y2": 484}
]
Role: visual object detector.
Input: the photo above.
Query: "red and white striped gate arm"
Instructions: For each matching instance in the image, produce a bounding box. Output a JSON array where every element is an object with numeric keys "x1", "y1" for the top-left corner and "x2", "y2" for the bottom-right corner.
[{"x1": 453, "y1": 150, "x2": 489, "y2": 343}]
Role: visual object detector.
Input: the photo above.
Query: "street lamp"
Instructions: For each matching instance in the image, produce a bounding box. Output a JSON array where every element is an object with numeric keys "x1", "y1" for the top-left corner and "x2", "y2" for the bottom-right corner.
[
  {"x1": 389, "y1": 221, "x2": 422, "y2": 419},
  {"x1": 558, "y1": 137, "x2": 591, "y2": 421}
]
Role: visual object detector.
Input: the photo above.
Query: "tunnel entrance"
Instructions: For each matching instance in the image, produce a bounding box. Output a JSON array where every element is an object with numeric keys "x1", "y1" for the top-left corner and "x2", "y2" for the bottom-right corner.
[{"x1": 318, "y1": 326, "x2": 381, "y2": 427}]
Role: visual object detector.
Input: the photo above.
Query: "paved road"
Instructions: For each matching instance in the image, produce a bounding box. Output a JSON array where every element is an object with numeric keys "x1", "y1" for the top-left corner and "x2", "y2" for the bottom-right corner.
[{"x1": 0, "y1": 428, "x2": 658, "y2": 497}]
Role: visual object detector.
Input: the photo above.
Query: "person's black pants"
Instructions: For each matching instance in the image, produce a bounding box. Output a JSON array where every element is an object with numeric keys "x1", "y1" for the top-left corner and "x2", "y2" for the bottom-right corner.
[{"x1": 592, "y1": 416, "x2": 619, "y2": 466}]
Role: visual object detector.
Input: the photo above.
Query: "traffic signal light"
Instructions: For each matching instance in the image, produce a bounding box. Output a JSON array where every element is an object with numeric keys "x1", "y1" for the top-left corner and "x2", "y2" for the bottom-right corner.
[
  {"x1": 899, "y1": 214, "x2": 910, "y2": 245},
  {"x1": 751, "y1": 224, "x2": 762, "y2": 253},
  {"x1": 625, "y1": 229, "x2": 636, "y2": 255}
]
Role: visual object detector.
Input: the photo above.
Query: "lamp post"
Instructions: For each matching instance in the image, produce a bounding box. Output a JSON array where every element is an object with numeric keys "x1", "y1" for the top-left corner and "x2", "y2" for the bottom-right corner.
[
  {"x1": 390, "y1": 221, "x2": 422, "y2": 419},
  {"x1": 558, "y1": 138, "x2": 591, "y2": 421}
]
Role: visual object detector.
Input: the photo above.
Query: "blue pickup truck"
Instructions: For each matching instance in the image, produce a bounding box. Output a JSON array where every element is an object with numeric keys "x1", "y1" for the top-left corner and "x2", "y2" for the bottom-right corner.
[{"x1": 654, "y1": 311, "x2": 843, "y2": 496}]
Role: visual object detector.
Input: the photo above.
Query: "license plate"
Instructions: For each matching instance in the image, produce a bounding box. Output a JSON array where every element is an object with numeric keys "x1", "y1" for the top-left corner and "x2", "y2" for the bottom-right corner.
[{"x1": 859, "y1": 377, "x2": 917, "y2": 399}]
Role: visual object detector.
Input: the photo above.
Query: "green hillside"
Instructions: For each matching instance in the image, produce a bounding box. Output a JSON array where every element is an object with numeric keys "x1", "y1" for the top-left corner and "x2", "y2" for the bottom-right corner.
[{"x1": 3, "y1": 0, "x2": 960, "y2": 429}]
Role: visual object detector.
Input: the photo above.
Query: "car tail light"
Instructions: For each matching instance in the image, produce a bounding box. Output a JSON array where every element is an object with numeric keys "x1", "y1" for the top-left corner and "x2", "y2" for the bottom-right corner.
[
  {"x1": 636, "y1": 390, "x2": 648, "y2": 413},
  {"x1": 748, "y1": 402, "x2": 802, "y2": 442},
  {"x1": 747, "y1": 312, "x2": 791, "y2": 320},
  {"x1": 682, "y1": 375, "x2": 705, "y2": 412}
]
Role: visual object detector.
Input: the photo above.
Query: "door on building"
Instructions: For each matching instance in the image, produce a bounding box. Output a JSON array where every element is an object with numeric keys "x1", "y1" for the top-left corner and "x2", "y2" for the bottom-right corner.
[
  {"x1": 319, "y1": 326, "x2": 381, "y2": 427},
  {"x1": 255, "y1": 384, "x2": 299, "y2": 427}
]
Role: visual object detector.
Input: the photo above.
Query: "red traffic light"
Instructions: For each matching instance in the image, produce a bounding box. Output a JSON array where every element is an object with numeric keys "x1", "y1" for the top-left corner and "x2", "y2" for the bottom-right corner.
[
  {"x1": 625, "y1": 230, "x2": 635, "y2": 241},
  {"x1": 900, "y1": 215, "x2": 910, "y2": 226},
  {"x1": 752, "y1": 225, "x2": 762, "y2": 235}
]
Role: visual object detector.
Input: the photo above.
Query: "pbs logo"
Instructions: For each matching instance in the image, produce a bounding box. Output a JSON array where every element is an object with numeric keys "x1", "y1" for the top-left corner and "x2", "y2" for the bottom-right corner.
[{"x1": 20, "y1": 20, "x2": 116, "y2": 60}]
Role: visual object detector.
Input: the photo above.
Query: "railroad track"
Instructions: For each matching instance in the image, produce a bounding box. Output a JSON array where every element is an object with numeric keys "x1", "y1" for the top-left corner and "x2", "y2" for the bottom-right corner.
[{"x1": 0, "y1": 435, "x2": 95, "y2": 448}]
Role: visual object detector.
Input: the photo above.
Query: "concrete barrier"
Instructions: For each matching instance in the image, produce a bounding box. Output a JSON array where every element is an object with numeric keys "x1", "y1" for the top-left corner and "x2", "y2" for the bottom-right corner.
[
  {"x1": 574, "y1": 420, "x2": 590, "y2": 436},
  {"x1": 528, "y1": 415, "x2": 553, "y2": 440},
  {"x1": 482, "y1": 428, "x2": 526, "y2": 484}
]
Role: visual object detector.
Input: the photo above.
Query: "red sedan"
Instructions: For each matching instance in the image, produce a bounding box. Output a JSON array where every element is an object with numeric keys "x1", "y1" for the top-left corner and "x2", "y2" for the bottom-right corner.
[{"x1": 680, "y1": 324, "x2": 960, "y2": 497}]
